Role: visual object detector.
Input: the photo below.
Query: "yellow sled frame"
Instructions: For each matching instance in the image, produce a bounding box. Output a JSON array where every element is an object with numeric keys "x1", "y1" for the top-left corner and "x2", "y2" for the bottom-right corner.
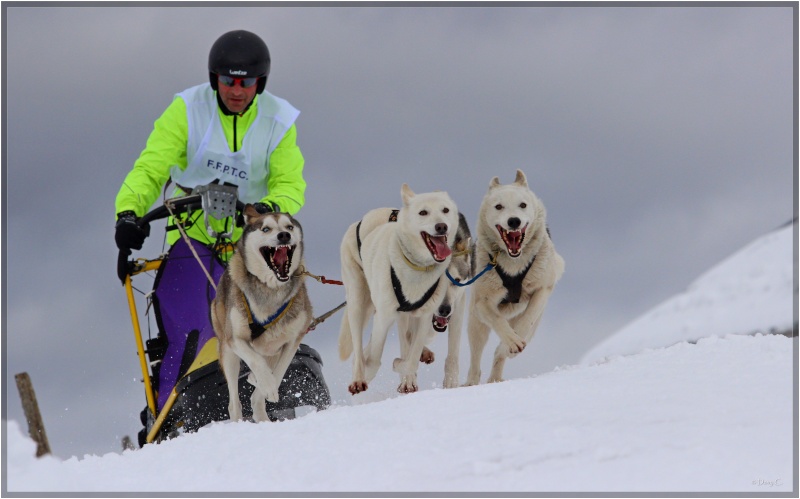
[
  {"x1": 124, "y1": 246, "x2": 233, "y2": 444},
  {"x1": 123, "y1": 258, "x2": 164, "y2": 443}
]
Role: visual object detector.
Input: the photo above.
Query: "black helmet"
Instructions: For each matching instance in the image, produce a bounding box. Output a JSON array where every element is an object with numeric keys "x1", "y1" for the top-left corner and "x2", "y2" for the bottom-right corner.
[{"x1": 208, "y1": 30, "x2": 270, "y2": 94}]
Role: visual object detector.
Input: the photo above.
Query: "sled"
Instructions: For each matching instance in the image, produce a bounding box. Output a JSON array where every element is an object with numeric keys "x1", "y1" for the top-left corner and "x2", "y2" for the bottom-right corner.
[{"x1": 117, "y1": 184, "x2": 332, "y2": 447}]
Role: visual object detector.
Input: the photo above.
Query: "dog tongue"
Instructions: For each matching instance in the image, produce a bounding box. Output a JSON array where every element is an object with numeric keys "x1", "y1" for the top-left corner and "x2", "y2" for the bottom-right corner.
[
  {"x1": 272, "y1": 246, "x2": 289, "y2": 268},
  {"x1": 430, "y1": 236, "x2": 452, "y2": 260},
  {"x1": 506, "y1": 231, "x2": 523, "y2": 253},
  {"x1": 434, "y1": 316, "x2": 449, "y2": 328}
]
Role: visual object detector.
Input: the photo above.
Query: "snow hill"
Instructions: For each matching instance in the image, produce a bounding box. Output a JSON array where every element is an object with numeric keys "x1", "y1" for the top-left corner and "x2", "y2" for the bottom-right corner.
[
  {"x1": 582, "y1": 220, "x2": 796, "y2": 363},
  {"x1": 5, "y1": 223, "x2": 796, "y2": 494}
]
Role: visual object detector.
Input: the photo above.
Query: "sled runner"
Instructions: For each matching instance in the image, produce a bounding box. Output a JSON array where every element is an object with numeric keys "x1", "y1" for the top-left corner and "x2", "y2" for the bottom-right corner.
[{"x1": 118, "y1": 184, "x2": 331, "y2": 447}]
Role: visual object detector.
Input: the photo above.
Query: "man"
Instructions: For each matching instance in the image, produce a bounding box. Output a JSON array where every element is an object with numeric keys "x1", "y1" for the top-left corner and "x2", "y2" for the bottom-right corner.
[
  {"x1": 115, "y1": 32, "x2": 329, "y2": 437},
  {"x1": 114, "y1": 29, "x2": 306, "y2": 253}
]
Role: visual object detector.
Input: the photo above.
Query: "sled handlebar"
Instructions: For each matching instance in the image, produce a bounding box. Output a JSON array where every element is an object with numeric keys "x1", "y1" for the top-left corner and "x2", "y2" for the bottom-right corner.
[{"x1": 117, "y1": 195, "x2": 246, "y2": 283}]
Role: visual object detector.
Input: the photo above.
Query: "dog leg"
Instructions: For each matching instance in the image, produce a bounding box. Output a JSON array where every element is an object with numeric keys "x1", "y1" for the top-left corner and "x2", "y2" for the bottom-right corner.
[
  {"x1": 473, "y1": 298, "x2": 527, "y2": 353},
  {"x1": 219, "y1": 342, "x2": 244, "y2": 421},
  {"x1": 344, "y1": 282, "x2": 371, "y2": 394},
  {"x1": 271, "y1": 335, "x2": 306, "y2": 394},
  {"x1": 516, "y1": 287, "x2": 553, "y2": 344},
  {"x1": 486, "y1": 353, "x2": 508, "y2": 384},
  {"x1": 248, "y1": 374, "x2": 270, "y2": 422},
  {"x1": 393, "y1": 319, "x2": 428, "y2": 393},
  {"x1": 395, "y1": 314, "x2": 412, "y2": 366},
  {"x1": 488, "y1": 288, "x2": 553, "y2": 383},
  {"x1": 443, "y1": 292, "x2": 465, "y2": 388},
  {"x1": 364, "y1": 311, "x2": 395, "y2": 383},
  {"x1": 465, "y1": 309, "x2": 491, "y2": 386},
  {"x1": 230, "y1": 339, "x2": 281, "y2": 403}
]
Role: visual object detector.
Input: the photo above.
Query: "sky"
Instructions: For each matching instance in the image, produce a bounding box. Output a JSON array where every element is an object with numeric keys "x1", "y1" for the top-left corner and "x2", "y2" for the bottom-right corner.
[
  {"x1": 4, "y1": 220, "x2": 795, "y2": 493},
  {"x1": 3, "y1": 4, "x2": 796, "y2": 459}
]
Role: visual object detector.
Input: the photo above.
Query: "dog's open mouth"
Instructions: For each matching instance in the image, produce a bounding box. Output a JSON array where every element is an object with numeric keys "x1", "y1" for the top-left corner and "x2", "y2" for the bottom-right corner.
[
  {"x1": 422, "y1": 232, "x2": 451, "y2": 262},
  {"x1": 432, "y1": 313, "x2": 450, "y2": 333},
  {"x1": 496, "y1": 224, "x2": 528, "y2": 257},
  {"x1": 260, "y1": 245, "x2": 296, "y2": 282}
]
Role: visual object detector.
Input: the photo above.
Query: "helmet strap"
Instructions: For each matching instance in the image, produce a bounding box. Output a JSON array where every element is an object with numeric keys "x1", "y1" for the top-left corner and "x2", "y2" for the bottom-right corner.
[{"x1": 256, "y1": 75, "x2": 267, "y2": 94}]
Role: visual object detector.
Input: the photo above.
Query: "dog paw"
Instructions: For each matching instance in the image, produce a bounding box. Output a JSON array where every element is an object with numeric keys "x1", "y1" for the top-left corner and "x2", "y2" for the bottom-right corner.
[
  {"x1": 443, "y1": 376, "x2": 459, "y2": 389},
  {"x1": 264, "y1": 387, "x2": 280, "y2": 404},
  {"x1": 463, "y1": 372, "x2": 481, "y2": 386},
  {"x1": 228, "y1": 401, "x2": 243, "y2": 421},
  {"x1": 487, "y1": 376, "x2": 505, "y2": 384},
  {"x1": 420, "y1": 347, "x2": 435, "y2": 364},
  {"x1": 397, "y1": 378, "x2": 418, "y2": 394},
  {"x1": 252, "y1": 400, "x2": 269, "y2": 422},
  {"x1": 507, "y1": 335, "x2": 527, "y2": 354},
  {"x1": 349, "y1": 381, "x2": 368, "y2": 395}
]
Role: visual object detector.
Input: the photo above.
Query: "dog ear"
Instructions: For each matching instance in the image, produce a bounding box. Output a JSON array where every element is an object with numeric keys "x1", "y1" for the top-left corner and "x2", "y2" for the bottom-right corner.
[
  {"x1": 489, "y1": 176, "x2": 501, "y2": 189},
  {"x1": 242, "y1": 204, "x2": 261, "y2": 225},
  {"x1": 401, "y1": 183, "x2": 415, "y2": 206},
  {"x1": 514, "y1": 169, "x2": 528, "y2": 188}
]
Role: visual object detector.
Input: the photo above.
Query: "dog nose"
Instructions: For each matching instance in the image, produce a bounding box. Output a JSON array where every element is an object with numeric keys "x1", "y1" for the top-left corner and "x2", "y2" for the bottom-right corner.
[
  {"x1": 438, "y1": 304, "x2": 451, "y2": 317},
  {"x1": 435, "y1": 223, "x2": 448, "y2": 235},
  {"x1": 277, "y1": 232, "x2": 292, "y2": 244},
  {"x1": 508, "y1": 217, "x2": 521, "y2": 230}
]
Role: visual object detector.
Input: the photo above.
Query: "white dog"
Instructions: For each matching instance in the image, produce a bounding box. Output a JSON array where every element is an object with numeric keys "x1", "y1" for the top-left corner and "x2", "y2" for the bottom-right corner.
[
  {"x1": 339, "y1": 208, "x2": 474, "y2": 391},
  {"x1": 396, "y1": 212, "x2": 473, "y2": 389},
  {"x1": 465, "y1": 170, "x2": 564, "y2": 385},
  {"x1": 211, "y1": 206, "x2": 313, "y2": 422},
  {"x1": 338, "y1": 185, "x2": 459, "y2": 394}
]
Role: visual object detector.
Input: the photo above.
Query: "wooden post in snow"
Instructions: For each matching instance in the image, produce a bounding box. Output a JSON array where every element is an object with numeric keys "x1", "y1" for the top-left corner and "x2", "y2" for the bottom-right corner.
[{"x1": 15, "y1": 372, "x2": 51, "y2": 457}]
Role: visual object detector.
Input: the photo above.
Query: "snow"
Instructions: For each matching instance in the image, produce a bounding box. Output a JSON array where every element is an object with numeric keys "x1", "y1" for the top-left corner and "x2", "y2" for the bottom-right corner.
[
  {"x1": 5, "y1": 224, "x2": 796, "y2": 494},
  {"x1": 581, "y1": 222, "x2": 795, "y2": 364}
]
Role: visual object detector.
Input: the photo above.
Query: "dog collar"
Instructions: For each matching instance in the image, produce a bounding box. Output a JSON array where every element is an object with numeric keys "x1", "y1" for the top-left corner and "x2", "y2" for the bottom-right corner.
[
  {"x1": 242, "y1": 291, "x2": 296, "y2": 340},
  {"x1": 400, "y1": 250, "x2": 437, "y2": 272}
]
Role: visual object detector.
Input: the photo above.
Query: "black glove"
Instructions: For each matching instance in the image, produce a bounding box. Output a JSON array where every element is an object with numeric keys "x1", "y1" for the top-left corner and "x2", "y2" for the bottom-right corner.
[
  {"x1": 115, "y1": 211, "x2": 150, "y2": 255},
  {"x1": 253, "y1": 202, "x2": 280, "y2": 214}
]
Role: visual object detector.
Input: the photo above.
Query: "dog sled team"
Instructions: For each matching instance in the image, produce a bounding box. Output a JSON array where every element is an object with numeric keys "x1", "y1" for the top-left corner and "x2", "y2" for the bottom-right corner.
[
  {"x1": 214, "y1": 169, "x2": 564, "y2": 420},
  {"x1": 115, "y1": 31, "x2": 563, "y2": 439}
]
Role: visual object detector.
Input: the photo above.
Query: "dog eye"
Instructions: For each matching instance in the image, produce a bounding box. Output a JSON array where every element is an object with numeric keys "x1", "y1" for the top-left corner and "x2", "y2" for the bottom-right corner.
[
  {"x1": 286, "y1": 225, "x2": 294, "y2": 231},
  {"x1": 419, "y1": 210, "x2": 428, "y2": 216},
  {"x1": 443, "y1": 207, "x2": 450, "y2": 214},
  {"x1": 495, "y1": 204, "x2": 503, "y2": 210},
  {"x1": 520, "y1": 203, "x2": 527, "y2": 209},
  {"x1": 261, "y1": 227, "x2": 271, "y2": 233}
]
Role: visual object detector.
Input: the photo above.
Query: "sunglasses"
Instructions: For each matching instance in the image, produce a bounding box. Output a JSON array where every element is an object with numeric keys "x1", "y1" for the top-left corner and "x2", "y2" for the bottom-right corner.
[{"x1": 217, "y1": 74, "x2": 259, "y2": 88}]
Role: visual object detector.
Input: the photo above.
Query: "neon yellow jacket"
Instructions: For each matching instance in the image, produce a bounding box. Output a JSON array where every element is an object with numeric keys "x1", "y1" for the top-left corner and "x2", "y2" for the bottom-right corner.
[{"x1": 115, "y1": 91, "x2": 305, "y2": 245}]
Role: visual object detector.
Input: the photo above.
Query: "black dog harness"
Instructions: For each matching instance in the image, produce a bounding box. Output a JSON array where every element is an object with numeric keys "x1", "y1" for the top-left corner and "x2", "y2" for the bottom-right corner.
[
  {"x1": 356, "y1": 209, "x2": 438, "y2": 311},
  {"x1": 391, "y1": 266, "x2": 440, "y2": 312},
  {"x1": 495, "y1": 255, "x2": 536, "y2": 304},
  {"x1": 356, "y1": 209, "x2": 399, "y2": 260},
  {"x1": 493, "y1": 226, "x2": 554, "y2": 304}
]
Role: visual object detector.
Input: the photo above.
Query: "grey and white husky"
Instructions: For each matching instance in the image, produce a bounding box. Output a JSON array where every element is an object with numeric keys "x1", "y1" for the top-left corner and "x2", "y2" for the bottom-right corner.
[
  {"x1": 338, "y1": 185, "x2": 459, "y2": 394},
  {"x1": 465, "y1": 170, "x2": 564, "y2": 385},
  {"x1": 211, "y1": 205, "x2": 313, "y2": 422}
]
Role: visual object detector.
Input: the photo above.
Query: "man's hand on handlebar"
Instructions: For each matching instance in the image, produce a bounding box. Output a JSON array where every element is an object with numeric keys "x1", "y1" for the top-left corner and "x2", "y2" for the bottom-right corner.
[
  {"x1": 253, "y1": 202, "x2": 280, "y2": 214},
  {"x1": 115, "y1": 211, "x2": 151, "y2": 255}
]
